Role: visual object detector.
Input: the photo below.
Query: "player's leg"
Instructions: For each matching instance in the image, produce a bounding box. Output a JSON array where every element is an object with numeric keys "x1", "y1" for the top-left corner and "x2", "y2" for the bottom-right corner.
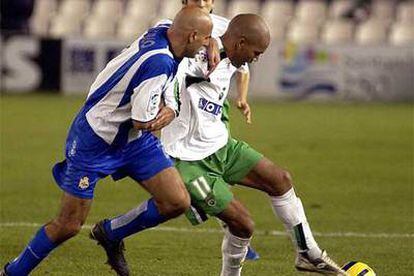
[
  {"x1": 100, "y1": 166, "x2": 189, "y2": 243},
  {"x1": 178, "y1": 154, "x2": 252, "y2": 276},
  {"x1": 217, "y1": 219, "x2": 260, "y2": 261},
  {"x1": 239, "y1": 158, "x2": 320, "y2": 253},
  {"x1": 216, "y1": 199, "x2": 254, "y2": 276},
  {"x1": 90, "y1": 135, "x2": 189, "y2": 275},
  {"x1": 96, "y1": 134, "x2": 189, "y2": 241},
  {"x1": 239, "y1": 157, "x2": 346, "y2": 275},
  {"x1": 4, "y1": 192, "x2": 92, "y2": 275}
]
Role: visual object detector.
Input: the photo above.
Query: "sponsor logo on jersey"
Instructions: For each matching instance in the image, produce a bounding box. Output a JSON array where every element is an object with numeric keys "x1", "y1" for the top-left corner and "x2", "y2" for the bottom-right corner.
[{"x1": 198, "y1": 97, "x2": 222, "y2": 116}]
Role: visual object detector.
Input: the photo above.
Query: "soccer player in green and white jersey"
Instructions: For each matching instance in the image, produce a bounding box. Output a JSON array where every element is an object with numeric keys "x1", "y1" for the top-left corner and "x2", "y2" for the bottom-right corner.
[
  {"x1": 160, "y1": 8, "x2": 346, "y2": 276},
  {"x1": 181, "y1": 0, "x2": 252, "y2": 129},
  {"x1": 178, "y1": 1, "x2": 259, "y2": 261}
]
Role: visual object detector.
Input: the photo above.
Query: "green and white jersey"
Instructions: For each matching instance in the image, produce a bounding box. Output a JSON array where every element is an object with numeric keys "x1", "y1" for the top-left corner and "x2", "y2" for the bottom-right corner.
[{"x1": 161, "y1": 14, "x2": 248, "y2": 161}]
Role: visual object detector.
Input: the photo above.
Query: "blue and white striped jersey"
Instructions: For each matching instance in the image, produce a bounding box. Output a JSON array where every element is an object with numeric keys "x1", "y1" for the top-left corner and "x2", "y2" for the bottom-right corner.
[{"x1": 72, "y1": 23, "x2": 180, "y2": 148}]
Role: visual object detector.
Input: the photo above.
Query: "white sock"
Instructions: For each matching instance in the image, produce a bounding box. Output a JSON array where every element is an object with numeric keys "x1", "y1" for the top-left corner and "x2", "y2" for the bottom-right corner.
[
  {"x1": 220, "y1": 230, "x2": 250, "y2": 276},
  {"x1": 270, "y1": 188, "x2": 322, "y2": 259}
]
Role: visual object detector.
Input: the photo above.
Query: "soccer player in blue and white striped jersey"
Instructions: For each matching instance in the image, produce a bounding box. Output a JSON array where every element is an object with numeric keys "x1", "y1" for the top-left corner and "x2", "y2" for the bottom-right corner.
[{"x1": 2, "y1": 7, "x2": 212, "y2": 276}]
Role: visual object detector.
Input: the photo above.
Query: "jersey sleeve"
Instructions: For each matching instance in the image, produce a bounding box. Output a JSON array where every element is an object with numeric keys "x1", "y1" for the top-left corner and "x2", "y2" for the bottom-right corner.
[
  {"x1": 163, "y1": 77, "x2": 180, "y2": 116},
  {"x1": 131, "y1": 74, "x2": 168, "y2": 122},
  {"x1": 130, "y1": 54, "x2": 175, "y2": 122}
]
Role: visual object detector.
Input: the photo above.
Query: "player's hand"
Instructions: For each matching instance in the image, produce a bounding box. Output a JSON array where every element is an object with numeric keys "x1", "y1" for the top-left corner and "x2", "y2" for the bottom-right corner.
[
  {"x1": 148, "y1": 106, "x2": 176, "y2": 131},
  {"x1": 207, "y1": 38, "x2": 220, "y2": 76},
  {"x1": 236, "y1": 99, "x2": 252, "y2": 124}
]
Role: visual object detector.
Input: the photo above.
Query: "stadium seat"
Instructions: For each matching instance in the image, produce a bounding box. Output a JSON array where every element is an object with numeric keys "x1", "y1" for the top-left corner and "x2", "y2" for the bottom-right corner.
[
  {"x1": 49, "y1": 15, "x2": 82, "y2": 38},
  {"x1": 125, "y1": 0, "x2": 159, "y2": 19},
  {"x1": 212, "y1": 0, "x2": 227, "y2": 17},
  {"x1": 91, "y1": 0, "x2": 124, "y2": 22},
  {"x1": 295, "y1": 0, "x2": 327, "y2": 25},
  {"x1": 59, "y1": 0, "x2": 90, "y2": 18},
  {"x1": 159, "y1": 0, "x2": 182, "y2": 19},
  {"x1": 389, "y1": 22, "x2": 414, "y2": 45},
  {"x1": 227, "y1": 0, "x2": 260, "y2": 18},
  {"x1": 328, "y1": 0, "x2": 354, "y2": 18},
  {"x1": 117, "y1": 16, "x2": 149, "y2": 41},
  {"x1": 84, "y1": 16, "x2": 116, "y2": 39},
  {"x1": 355, "y1": 19, "x2": 387, "y2": 45},
  {"x1": 286, "y1": 20, "x2": 319, "y2": 44},
  {"x1": 321, "y1": 20, "x2": 354, "y2": 44},
  {"x1": 261, "y1": 0, "x2": 294, "y2": 39},
  {"x1": 30, "y1": 0, "x2": 58, "y2": 36},
  {"x1": 396, "y1": 1, "x2": 414, "y2": 24},
  {"x1": 371, "y1": 0, "x2": 395, "y2": 26}
]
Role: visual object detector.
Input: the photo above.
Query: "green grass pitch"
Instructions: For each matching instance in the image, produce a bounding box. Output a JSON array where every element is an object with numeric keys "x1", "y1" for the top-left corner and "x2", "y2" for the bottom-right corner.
[{"x1": 0, "y1": 94, "x2": 413, "y2": 275}]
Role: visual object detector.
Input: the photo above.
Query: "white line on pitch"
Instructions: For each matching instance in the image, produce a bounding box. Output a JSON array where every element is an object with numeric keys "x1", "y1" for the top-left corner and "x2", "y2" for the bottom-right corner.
[{"x1": 0, "y1": 222, "x2": 412, "y2": 239}]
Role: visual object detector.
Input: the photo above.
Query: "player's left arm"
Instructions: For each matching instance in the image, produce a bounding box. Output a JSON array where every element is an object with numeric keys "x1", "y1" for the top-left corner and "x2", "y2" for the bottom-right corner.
[{"x1": 235, "y1": 66, "x2": 252, "y2": 124}]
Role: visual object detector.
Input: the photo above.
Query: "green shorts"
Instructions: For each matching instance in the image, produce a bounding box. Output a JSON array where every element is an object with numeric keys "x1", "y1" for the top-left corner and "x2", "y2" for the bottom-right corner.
[{"x1": 174, "y1": 138, "x2": 263, "y2": 225}]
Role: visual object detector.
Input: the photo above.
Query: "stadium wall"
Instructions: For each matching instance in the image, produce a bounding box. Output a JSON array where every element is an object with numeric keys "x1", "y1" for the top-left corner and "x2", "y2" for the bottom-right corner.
[{"x1": 1, "y1": 35, "x2": 413, "y2": 101}]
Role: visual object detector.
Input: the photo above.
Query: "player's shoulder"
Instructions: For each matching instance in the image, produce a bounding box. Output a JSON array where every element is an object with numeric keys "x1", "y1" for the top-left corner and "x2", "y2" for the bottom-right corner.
[
  {"x1": 140, "y1": 51, "x2": 177, "y2": 78},
  {"x1": 210, "y1": 14, "x2": 230, "y2": 37},
  {"x1": 211, "y1": 13, "x2": 230, "y2": 25},
  {"x1": 139, "y1": 22, "x2": 171, "y2": 52}
]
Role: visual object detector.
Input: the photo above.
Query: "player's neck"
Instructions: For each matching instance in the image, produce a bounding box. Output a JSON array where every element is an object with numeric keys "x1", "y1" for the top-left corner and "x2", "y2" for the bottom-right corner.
[{"x1": 167, "y1": 29, "x2": 185, "y2": 59}]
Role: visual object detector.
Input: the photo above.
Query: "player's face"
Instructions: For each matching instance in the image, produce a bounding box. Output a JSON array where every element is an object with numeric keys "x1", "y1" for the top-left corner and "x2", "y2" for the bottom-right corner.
[
  {"x1": 229, "y1": 39, "x2": 268, "y2": 68},
  {"x1": 184, "y1": 30, "x2": 212, "y2": 58},
  {"x1": 183, "y1": 0, "x2": 214, "y2": 14}
]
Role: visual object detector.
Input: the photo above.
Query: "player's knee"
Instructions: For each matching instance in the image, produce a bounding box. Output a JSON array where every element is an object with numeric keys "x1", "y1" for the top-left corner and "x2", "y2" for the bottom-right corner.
[
  {"x1": 50, "y1": 218, "x2": 83, "y2": 241},
  {"x1": 268, "y1": 169, "x2": 293, "y2": 196},
  {"x1": 228, "y1": 217, "x2": 254, "y2": 238},
  {"x1": 280, "y1": 170, "x2": 293, "y2": 186},
  {"x1": 157, "y1": 190, "x2": 190, "y2": 218},
  {"x1": 242, "y1": 217, "x2": 255, "y2": 238},
  {"x1": 61, "y1": 220, "x2": 82, "y2": 238},
  {"x1": 64, "y1": 221, "x2": 82, "y2": 237}
]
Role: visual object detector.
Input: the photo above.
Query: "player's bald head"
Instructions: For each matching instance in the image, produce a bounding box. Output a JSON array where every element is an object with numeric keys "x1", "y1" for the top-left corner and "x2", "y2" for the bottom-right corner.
[
  {"x1": 168, "y1": 6, "x2": 213, "y2": 58},
  {"x1": 221, "y1": 14, "x2": 270, "y2": 68},
  {"x1": 170, "y1": 6, "x2": 212, "y2": 35},
  {"x1": 226, "y1": 14, "x2": 270, "y2": 49}
]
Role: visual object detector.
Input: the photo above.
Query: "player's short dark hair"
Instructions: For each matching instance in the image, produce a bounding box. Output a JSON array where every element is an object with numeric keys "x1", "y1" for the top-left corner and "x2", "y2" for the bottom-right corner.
[{"x1": 181, "y1": 0, "x2": 214, "y2": 14}]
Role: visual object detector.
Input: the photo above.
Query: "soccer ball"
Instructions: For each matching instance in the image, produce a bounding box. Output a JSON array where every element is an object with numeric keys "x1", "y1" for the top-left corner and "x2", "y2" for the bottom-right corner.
[{"x1": 342, "y1": 261, "x2": 376, "y2": 276}]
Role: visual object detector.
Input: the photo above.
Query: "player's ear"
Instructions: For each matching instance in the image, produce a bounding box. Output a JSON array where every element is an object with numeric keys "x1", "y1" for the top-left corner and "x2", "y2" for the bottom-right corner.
[
  {"x1": 188, "y1": 31, "x2": 197, "y2": 44},
  {"x1": 236, "y1": 37, "x2": 245, "y2": 50}
]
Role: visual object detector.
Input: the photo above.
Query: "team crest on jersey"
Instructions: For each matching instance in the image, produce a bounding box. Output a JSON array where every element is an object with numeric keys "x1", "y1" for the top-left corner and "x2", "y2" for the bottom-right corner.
[
  {"x1": 198, "y1": 97, "x2": 222, "y2": 116},
  {"x1": 78, "y1": 176, "x2": 90, "y2": 190},
  {"x1": 147, "y1": 92, "x2": 161, "y2": 115},
  {"x1": 195, "y1": 50, "x2": 208, "y2": 63}
]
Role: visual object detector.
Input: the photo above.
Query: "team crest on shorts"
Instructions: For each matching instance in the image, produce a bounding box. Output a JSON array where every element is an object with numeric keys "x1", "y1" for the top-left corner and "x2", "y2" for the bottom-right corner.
[
  {"x1": 205, "y1": 195, "x2": 216, "y2": 207},
  {"x1": 78, "y1": 176, "x2": 90, "y2": 190}
]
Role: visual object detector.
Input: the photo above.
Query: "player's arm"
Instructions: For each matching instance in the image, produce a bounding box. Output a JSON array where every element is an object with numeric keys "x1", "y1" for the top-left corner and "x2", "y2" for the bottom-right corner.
[
  {"x1": 235, "y1": 65, "x2": 252, "y2": 124},
  {"x1": 131, "y1": 75, "x2": 166, "y2": 131},
  {"x1": 133, "y1": 105, "x2": 175, "y2": 131},
  {"x1": 207, "y1": 37, "x2": 221, "y2": 75},
  {"x1": 131, "y1": 55, "x2": 179, "y2": 131}
]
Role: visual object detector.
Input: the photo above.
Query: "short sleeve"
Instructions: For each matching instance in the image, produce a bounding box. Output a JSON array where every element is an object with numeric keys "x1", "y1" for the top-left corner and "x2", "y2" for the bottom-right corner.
[
  {"x1": 131, "y1": 74, "x2": 168, "y2": 122},
  {"x1": 129, "y1": 54, "x2": 174, "y2": 122}
]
